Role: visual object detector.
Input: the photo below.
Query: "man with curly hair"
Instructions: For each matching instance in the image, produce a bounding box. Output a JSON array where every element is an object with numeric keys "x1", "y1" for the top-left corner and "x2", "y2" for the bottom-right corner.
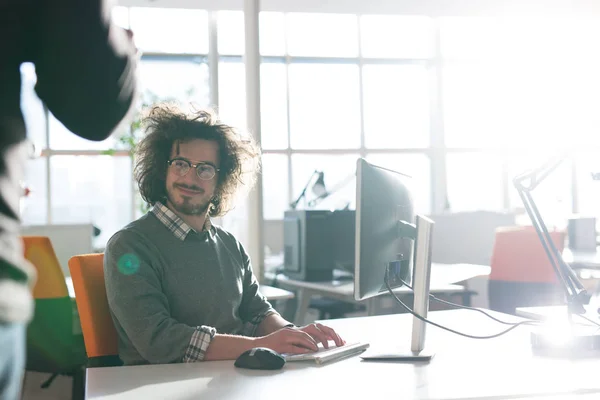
[{"x1": 104, "y1": 103, "x2": 345, "y2": 365}]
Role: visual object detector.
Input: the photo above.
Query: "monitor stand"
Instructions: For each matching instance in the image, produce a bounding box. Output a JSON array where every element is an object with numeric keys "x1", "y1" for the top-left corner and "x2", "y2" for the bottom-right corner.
[{"x1": 360, "y1": 215, "x2": 436, "y2": 362}]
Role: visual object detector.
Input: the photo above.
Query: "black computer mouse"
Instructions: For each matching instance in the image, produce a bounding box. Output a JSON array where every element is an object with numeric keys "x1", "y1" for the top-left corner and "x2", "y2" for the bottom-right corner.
[{"x1": 234, "y1": 347, "x2": 286, "y2": 370}]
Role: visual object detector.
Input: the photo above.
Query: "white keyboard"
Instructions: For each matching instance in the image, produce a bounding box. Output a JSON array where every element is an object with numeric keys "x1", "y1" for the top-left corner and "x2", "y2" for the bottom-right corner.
[{"x1": 283, "y1": 342, "x2": 369, "y2": 365}]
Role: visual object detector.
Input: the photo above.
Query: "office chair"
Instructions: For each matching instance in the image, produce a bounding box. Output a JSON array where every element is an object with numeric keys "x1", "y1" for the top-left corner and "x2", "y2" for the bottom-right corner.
[
  {"x1": 22, "y1": 236, "x2": 87, "y2": 400},
  {"x1": 68, "y1": 253, "x2": 122, "y2": 368},
  {"x1": 488, "y1": 226, "x2": 565, "y2": 315}
]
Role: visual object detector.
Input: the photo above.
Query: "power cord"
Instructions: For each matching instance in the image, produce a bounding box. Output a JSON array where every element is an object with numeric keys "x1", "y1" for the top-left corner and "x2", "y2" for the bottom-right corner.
[
  {"x1": 384, "y1": 266, "x2": 544, "y2": 339},
  {"x1": 397, "y1": 276, "x2": 525, "y2": 326},
  {"x1": 384, "y1": 266, "x2": 600, "y2": 339},
  {"x1": 395, "y1": 272, "x2": 600, "y2": 329}
]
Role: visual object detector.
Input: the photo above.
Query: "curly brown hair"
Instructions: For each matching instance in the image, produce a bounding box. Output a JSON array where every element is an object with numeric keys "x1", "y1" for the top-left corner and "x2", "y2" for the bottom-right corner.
[{"x1": 134, "y1": 103, "x2": 261, "y2": 217}]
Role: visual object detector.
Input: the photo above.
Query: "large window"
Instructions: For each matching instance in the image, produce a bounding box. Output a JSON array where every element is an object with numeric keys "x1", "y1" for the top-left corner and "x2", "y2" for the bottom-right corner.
[
  {"x1": 440, "y1": 16, "x2": 600, "y2": 214},
  {"x1": 20, "y1": 6, "x2": 600, "y2": 252}
]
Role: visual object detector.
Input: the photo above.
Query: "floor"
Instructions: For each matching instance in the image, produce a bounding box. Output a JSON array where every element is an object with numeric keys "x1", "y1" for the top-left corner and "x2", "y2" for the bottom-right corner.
[{"x1": 21, "y1": 372, "x2": 73, "y2": 400}]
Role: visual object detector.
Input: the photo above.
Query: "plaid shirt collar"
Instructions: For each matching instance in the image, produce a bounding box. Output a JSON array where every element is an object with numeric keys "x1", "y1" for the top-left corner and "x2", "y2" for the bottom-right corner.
[{"x1": 151, "y1": 202, "x2": 213, "y2": 241}]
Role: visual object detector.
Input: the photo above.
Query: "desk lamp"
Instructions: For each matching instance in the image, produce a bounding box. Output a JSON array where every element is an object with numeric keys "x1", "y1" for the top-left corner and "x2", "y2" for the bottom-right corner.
[
  {"x1": 513, "y1": 154, "x2": 600, "y2": 355},
  {"x1": 307, "y1": 173, "x2": 355, "y2": 208},
  {"x1": 290, "y1": 170, "x2": 326, "y2": 209}
]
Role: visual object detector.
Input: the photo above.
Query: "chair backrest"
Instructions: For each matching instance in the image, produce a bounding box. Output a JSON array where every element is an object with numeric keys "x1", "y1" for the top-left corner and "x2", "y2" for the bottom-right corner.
[
  {"x1": 22, "y1": 236, "x2": 84, "y2": 372},
  {"x1": 22, "y1": 236, "x2": 69, "y2": 299},
  {"x1": 489, "y1": 225, "x2": 566, "y2": 283},
  {"x1": 68, "y1": 253, "x2": 118, "y2": 358}
]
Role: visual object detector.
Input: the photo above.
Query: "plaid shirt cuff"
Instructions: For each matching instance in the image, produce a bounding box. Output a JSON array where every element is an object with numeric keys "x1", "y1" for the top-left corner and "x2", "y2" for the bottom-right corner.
[
  {"x1": 242, "y1": 309, "x2": 279, "y2": 337},
  {"x1": 182, "y1": 325, "x2": 217, "y2": 362}
]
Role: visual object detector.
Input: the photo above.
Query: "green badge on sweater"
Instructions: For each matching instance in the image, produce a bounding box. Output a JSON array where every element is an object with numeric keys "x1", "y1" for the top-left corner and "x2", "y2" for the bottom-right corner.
[{"x1": 117, "y1": 253, "x2": 140, "y2": 276}]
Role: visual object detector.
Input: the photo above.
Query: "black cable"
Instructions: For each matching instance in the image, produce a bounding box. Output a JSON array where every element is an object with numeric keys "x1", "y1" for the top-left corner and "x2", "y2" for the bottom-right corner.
[
  {"x1": 397, "y1": 277, "x2": 525, "y2": 326},
  {"x1": 397, "y1": 276, "x2": 600, "y2": 329},
  {"x1": 384, "y1": 267, "x2": 541, "y2": 340},
  {"x1": 574, "y1": 313, "x2": 600, "y2": 329}
]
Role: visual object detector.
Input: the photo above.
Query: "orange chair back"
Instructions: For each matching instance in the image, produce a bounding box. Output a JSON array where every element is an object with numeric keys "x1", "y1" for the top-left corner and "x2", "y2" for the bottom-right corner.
[
  {"x1": 22, "y1": 236, "x2": 69, "y2": 299},
  {"x1": 490, "y1": 225, "x2": 565, "y2": 283},
  {"x1": 68, "y1": 253, "x2": 118, "y2": 358}
]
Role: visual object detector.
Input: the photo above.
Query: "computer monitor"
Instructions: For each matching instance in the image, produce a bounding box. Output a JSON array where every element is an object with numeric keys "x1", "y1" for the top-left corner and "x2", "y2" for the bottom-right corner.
[{"x1": 354, "y1": 158, "x2": 435, "y2": 361}]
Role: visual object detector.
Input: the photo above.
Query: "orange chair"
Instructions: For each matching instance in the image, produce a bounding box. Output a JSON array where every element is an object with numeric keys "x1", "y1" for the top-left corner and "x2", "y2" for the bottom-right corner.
[
  {"x1": 488, "y1": 226, "x2": 566, "y2": 314},
  {"x1": 22, "y1": 236, "x2": 86, "y2": 400},
  {"x1": 68, "y1": 253, "x2": 121, "y2": 367}
]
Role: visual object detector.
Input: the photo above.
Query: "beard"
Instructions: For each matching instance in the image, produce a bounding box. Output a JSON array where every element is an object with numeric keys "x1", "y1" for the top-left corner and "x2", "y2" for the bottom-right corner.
[{"x1": 166, "y1": 183, "x2": 212, "y2": 216}]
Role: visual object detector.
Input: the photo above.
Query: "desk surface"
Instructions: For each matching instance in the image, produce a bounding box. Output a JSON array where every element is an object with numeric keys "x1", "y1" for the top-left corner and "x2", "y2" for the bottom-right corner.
[
  {"x1": 271, "y1": 274, "x2": 465, "y2": 297},
  {"x1": 86, "y1": 309, "x2": 600, "y2": 400},
  {"x1": 267, "y1": 262, "x2": 489, "y2": 294}
]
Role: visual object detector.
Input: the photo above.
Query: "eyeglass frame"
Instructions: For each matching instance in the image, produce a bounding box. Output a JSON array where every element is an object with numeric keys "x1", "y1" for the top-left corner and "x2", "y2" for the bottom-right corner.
[{"x1": 167, "y1": 157, "x2": 220, "y2": 180}]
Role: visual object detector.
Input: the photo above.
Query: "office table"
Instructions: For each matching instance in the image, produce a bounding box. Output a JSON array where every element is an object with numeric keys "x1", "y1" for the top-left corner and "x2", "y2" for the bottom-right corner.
[
  {"x1": 266, "y1": 263, "x2": 490, "y2": 325},
  {"x1": 86, "y1": 308, "x2": 600, "y2": 400}
]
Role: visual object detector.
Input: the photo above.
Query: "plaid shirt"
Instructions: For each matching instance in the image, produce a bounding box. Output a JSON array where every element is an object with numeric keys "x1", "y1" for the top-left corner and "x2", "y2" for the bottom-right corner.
[{"x1": 151, "y1": 203, "x2": 276, "y2": 362}]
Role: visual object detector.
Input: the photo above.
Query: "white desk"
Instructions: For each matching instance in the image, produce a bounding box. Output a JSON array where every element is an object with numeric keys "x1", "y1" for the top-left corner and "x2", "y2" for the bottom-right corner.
[
  {"x1": 86, "y1": 309, "x2": 600, "y2": 400},
  {"x1": 267, "y1": 263, "x2": 490, "y2": 325}
]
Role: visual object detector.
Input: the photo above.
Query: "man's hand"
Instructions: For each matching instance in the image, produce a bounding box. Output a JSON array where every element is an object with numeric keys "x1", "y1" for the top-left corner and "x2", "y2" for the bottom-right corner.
[
  {"x1": 255, "y1": 327, "x2": 320, "y2": 355},
  {"x1": 297, "y1": 323, "x2": 345, "y2": 349}
]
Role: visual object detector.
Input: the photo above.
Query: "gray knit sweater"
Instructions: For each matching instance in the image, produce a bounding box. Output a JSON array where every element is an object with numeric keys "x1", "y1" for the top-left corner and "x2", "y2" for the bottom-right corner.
[{"x1": 104, "y1": 204, "x2": 275, "y2": 365}]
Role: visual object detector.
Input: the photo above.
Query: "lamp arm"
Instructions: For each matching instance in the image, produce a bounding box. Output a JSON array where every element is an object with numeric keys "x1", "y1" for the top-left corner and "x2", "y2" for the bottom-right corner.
[
  {"x1": 513, "y1": 155, "x2": 587, "y2": 315},
  {"x1": 290, "y1": 170, "x2": 319, "y2": 209},
  {"x1": 513, "y1": 155, "x2": 566, "y2": 191}
]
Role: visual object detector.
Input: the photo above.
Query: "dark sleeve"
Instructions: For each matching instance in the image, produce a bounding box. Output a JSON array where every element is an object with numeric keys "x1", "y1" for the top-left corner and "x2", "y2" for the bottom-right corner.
[
  {"x1": 32, "y1": 0, "x2": 137, "y2": 141},
  {"x1": 104, "y1": 231, "x2": 214, "y2": 364},
  {"x1": 237, "y1": 242, "x2": 277, "y2": 336}
]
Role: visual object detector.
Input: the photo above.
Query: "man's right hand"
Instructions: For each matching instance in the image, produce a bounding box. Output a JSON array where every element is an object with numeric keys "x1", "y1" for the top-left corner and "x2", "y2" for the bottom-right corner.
[{"x1": 255, "y1": 327, "x2": 319, "y2": 354}]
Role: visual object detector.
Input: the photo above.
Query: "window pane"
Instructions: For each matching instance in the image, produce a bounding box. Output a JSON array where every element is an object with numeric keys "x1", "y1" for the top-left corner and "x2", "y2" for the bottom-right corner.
[
  {"x1": 20, "y1": 63, "x2": 46, "y2": 149},
  {"x1": 217, "y1": 11, "x2": 286, "y2": 56},
  {"x1": 48, "y1": 113, "x2": 118, "y2": 150},
  {"x1": 365, "y1": 154, "x2": 431, "y2": 214},
  {"x1": 287, "y1": 13, "x2": 358, "y2": 57},
  {"x1": 130, "y1": 8, "x2": 208, "y2": 54},
  {"x1": 446, "y1": 153, "x2": 504, "y2": 212},
  {"x1": 111, "y1": 6, "x2": 129, "y2": 29},
  {"x1": 291, "y1": 154, "x2": 358, "y2": 211},
  {"x1": 218, "y1": 62, "x2": 247, "y2": 132},
  {"x1": 21, "y1": 158, "x2": 47, "y2": 225},
  {"x1": 360, "y1": 15, "x2": 433, "y2": 58},
  {"x1": 289, "y1": 64, "x2": 360, "y2": 149},
  {"x1": 443, "y1": 61, "x2": 600, "y2": 149},
  {"x1": 262, "y1": 154, "x2": 289, "y2": 220},
  {"x1": 260, "y1": 63, "x2": 288, "y2": 150},
  {"x1": 260, "y1": 12, "x2": 286, "y2": 56},
  {"x1": 139, "y1": 59, "x2": 210, "y2": 108},
  {"x1": 363, "y1": 65, "x2": 430, "y2": 149},
  {"x1": 508, "y1": 153, "x2": 572, "y2": 223},
  {"x1": 440, "y1": 16, "x2": 600, "y2": 61},
  {"x1": 50, "y1": 156, "x2": 132, "y2": 248},
  {"x1": 217, "y1": 11, "x2": 243, "y2": 55}
]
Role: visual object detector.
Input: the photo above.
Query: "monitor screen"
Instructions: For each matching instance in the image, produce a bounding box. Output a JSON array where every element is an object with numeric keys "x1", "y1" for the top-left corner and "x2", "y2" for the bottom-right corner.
[{"x1": 354, "y1": 158, "x2": 415, "y2": 301}]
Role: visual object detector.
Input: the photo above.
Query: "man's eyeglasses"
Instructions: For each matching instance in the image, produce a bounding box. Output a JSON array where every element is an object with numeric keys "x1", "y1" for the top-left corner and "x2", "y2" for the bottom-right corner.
[{"x1": 167, "y1": 158, "x2": 219, "y2": 180}]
